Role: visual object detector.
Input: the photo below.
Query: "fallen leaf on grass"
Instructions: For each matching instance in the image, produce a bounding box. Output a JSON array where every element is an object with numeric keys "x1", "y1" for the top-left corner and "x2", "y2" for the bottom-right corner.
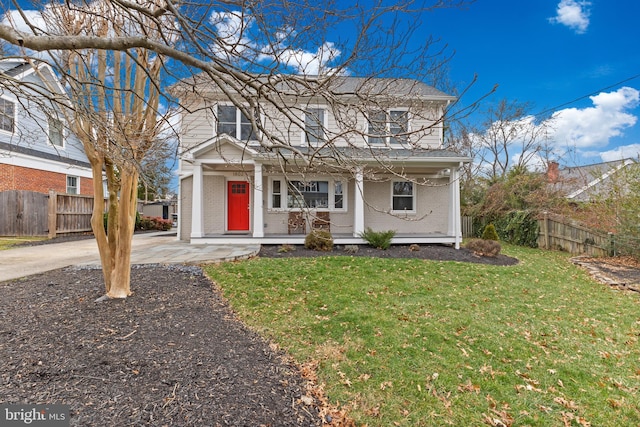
[{"x1": 554, "y1": 396, "x2": 578, "y2": 410}]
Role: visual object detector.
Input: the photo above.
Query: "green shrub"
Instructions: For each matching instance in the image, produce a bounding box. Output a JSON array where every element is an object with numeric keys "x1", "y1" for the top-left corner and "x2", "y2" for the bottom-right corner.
[
  {"x1": 358, "y1": 227, "x2": 396, "y2": 250},
  {"x1": 481, "y1": 223, "x2": 499, "y2": 241},
  {"x1": 304, "y1": 230, "x2": 334, "y2": 251},
  {"x1": 465, "y1": 238, "x2": 501, "y2": 257}
]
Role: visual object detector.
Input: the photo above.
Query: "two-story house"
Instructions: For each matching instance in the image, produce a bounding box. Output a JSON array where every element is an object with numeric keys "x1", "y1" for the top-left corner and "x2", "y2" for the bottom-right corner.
[
  {"x1": 0, "y1": 59, "x2": 94, "y2": 195},
  {"x1": 175, "y1": 75, "x2": 469, "y2": 248}
]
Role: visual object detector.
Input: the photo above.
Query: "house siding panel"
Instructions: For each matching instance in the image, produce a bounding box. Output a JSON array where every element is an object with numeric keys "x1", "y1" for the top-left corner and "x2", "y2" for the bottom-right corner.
[
  {"x1": 363, "y1": 177, "x2": 449, "y2": 234},
  {"x1": 180, "y1": 102, "x2": 213, "y2": 151},
  {"x1": 203, "y1": 175, "x2": 225, "y2": 234}
]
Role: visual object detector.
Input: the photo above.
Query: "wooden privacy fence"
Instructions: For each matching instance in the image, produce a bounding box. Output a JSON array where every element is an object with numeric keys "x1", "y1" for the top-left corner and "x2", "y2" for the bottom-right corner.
[
  {"x1": 461, "y1": 216, "x2": 474, "y2": 238},
  {"x1": 0, "y1": 190, "x2": 101, "y2": 238},
  {"x1": 538, "y1": 212, "x2": 613, "y2": 257},
  {"x1": 0, "y1": 190, "x2": 49, "y2": 236}
]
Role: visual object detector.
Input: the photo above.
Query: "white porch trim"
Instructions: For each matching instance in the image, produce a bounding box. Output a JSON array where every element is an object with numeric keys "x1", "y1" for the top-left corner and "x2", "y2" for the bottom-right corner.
[
  {"x1": 447, "y1": 164, "x2": 462, "y2": 249},
  {"x1": 353, "y1": 166, "x2": 365, "y2": 237},
  {"x1": 191, "y1": 162, "x2": 204, "y2": 238},
  {"x1": 252, "y1": 163, "x2": 264, "y2": 238}
]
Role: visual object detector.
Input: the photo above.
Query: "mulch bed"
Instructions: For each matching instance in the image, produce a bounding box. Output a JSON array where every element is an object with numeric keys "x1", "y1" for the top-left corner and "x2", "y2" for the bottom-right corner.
[
  {"x1": 0, "y1": 265, "x2": 322, "y2": 427},
  {"x1": 0, "y1": 240, "x2": 519, "y2": 426}
]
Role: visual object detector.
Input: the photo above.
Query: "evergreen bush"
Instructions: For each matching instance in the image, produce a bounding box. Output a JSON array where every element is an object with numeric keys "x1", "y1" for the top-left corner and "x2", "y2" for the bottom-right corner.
[
  {"x1": 358, "y1": 227, "x2": 396, "y2": 250},
  {"x1": 481, "y1": 223, "x2": 499, "y2": 241}
]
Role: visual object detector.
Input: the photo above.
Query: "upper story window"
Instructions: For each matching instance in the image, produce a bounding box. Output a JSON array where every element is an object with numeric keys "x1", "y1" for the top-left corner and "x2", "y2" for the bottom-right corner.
[
  {"x1": 217, "y1": 105, "x2": 254, "y2": 141},
  {"x1": 0, "y1": 98, "x2": 15, "y2": 133},
  {"x1": 304, "y1": 108, "x2": 325, "y2": 145},
  {"x1": 391, "y1": 181, "x2": 414, "y2": 212},
  {"x1": 367, "y1": 109, "x2": 409, "y2": 145},
  {"x1": 48, "y1": 116, "x2": 64, "y2": 147}
]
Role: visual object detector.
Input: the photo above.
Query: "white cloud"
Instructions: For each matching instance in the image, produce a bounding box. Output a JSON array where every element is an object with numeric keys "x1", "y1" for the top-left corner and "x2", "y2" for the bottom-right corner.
[
  {"x1": 548, "y1": 86, "x2": 639, "y2": 150},
  {"x1": 275, "y1": 42, "x2": 342, "y2": 75},
  {"x1": 600, "y1": 144, "x2": 640, "y2": 162},
  {"x1": 209, "y1": 11, "x2": 255, "y2": 59},
  {"x1": 549, "y1": 0, "x2": 591, "y2": 34}
]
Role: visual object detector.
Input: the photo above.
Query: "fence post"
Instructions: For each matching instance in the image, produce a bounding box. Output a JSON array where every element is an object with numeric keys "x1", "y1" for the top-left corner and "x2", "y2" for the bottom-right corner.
[
  {"x1": 48, "y1": 190, "x2": 57, "y2": 239},
  {"x1": 608, "y1": 232, "x2": 615, "y2": 257}
]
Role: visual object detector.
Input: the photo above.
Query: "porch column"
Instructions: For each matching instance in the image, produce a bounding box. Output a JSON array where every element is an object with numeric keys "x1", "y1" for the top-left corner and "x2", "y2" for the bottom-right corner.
[
  {"x1": 252, "y1": 163, "x2": 264, "y2": 238},
  {"x1": 191, "y1": 162, "x2": 204, "y2": 238},
  {"x1": 448, "y1": 164, "x2": 462, "y2": 249},
  {"x1": 353, "y1": 166, "x2": 365, "y2": 237}
]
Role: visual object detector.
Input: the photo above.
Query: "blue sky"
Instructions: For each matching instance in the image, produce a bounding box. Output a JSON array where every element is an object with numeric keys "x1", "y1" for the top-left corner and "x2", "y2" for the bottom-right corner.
[
  {"x1": 4, "y1": 0, "x2": 639, "y2": 170},
  {"x1": 421, "y1": 0, "x2": 640, "y2": 166}
]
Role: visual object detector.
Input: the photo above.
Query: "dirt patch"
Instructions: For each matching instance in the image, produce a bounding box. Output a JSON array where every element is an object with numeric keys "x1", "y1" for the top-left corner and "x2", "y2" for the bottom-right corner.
[
  {"x1": 0, "y1": 265, "x2": 322, "y2": 426},
  {"x1": 572, "y1": 256, "x2": 640, "y2": 293}
]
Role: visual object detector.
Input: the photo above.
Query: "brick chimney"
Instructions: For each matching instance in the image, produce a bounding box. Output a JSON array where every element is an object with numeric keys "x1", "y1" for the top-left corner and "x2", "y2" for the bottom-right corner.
[{"x1": 546, "y1": 161, "x2": 560, "y2": 183}]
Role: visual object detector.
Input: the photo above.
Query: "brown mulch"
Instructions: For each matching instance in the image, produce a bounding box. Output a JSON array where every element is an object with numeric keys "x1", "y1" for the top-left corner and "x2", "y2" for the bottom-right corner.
[
  {"x1": 0, "y1": 265, "x2": 322, "y2": 427},
  {"x1": 571, "y1": 255, "x2": 640, "y2": 293},
  {"x1": 0, "y1": 240, "x2": 519, "y2": 426}
]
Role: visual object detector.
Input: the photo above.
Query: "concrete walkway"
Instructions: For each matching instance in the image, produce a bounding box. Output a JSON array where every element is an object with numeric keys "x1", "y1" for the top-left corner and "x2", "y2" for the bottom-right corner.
[{"x1": 0, "y1": 232, "x2": 260, "y2": 282}]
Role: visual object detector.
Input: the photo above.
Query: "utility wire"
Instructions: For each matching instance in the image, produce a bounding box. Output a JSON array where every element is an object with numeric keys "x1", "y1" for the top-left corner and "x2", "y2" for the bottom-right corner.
[{"x1": 534, "y1": 72, "x2": 640, "y2": 117}]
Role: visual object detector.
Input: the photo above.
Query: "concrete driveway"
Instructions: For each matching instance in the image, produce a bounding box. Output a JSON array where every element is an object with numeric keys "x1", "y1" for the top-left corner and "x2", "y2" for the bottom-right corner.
[{"x1": 0, "y1": 232, "x2": 260, "y2": 282}]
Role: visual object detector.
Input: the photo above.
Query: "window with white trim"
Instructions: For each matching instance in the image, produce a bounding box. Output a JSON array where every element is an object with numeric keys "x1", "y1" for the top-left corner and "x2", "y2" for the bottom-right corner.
[
  {"x1": 217, "y1": 105, "x2": 254, "y2": 140},
  {"x1": 0, "y1": 98, "x2": 15, "y2": 133},
  {"x1": 392, "y1": 181, "x2": 414, "y2": 212},
  {"x1": 66, "y1": 175, "x2": 79, "y2": 195},
  {"x1": 304, "y1": 108, "x2": 325, "y2": 144},
  {"x1": 367, "y1": 109, "x2": 409, "y2": 145},
  {"x1": 48, "y1": 116, "x2": 64, "y2": 147},
  {"x1": 270, "y1": 178, "x2": 345, "y2": 210}
]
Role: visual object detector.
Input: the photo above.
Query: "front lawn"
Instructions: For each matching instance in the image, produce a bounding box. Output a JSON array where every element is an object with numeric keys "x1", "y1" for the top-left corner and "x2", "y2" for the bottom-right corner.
[
  {"x1": 205, "y1": 245, "x2": 640, "y2": 426},
  {"x1": 0, "y1": 237, "x2": 45, "y2": 250}
]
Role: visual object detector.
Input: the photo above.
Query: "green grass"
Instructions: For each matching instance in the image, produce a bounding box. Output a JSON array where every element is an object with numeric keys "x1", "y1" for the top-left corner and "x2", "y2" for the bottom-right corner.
[
  {"x1": 205, "y1": 246, "x2": 640, "y2": 426},
  {"x1": 0, "y1": 237, "x2": 45, "y2": 250}
]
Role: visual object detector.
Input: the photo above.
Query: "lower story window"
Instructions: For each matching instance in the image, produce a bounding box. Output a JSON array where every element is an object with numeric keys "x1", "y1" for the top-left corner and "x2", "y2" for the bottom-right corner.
[
  {"x1": 392, "y1": 181, "x2": 414, "y2": 212},
  {"x1": 66, "y1": 176, "x2": 79, "y2": 195},
  {"x1": 270, "y1": 178, "x2": 345, "y2": 210}
]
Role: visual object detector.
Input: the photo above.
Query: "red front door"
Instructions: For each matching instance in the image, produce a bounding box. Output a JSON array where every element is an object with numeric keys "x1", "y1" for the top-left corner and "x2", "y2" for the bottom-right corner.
[{"x1": 227, "y1": 181, "x2": 250, "y2": 231}]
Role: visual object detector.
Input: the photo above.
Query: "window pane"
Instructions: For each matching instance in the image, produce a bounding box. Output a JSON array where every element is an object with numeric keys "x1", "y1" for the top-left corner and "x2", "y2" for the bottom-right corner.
[
  {"x1": 49, "y1": 117, "x2": 63, "y2": 147},
  {"x1": 368, "y1": 110, "x2": 386, "y2": 145},
  {"x1": 334, "y1": 181, "x2": 343, "y2": 209},
  {"x1": 217, "y1": 105, "x2": 237, "y2": 137},
  {"x1": 240, "y1": 123, "x2": 253, "y2": 140},
  {"x1": 0, "y1": 99, "x2": 15, "y2": 133},
  {"x1": 218, "y1": 105, "x2": 236, "y2": 122},
  {"x1": 393, "y1": 196, "x2": 413, "y2": 211},
  {"x1": 389, "y1": 110, "x2": 408, "y2": 144},
  {"x1": 288, "y1": 180, "x2": 329, "y2": 208},
  {"x1": 272, "y1": 180, "x2": 281, "y2": 208},
  {"x1": 305, "y1": 108, "x2": 324, "y2": 143},
  {"x1": 393, "y1": 181, "x2": 413, "y2": 196}
]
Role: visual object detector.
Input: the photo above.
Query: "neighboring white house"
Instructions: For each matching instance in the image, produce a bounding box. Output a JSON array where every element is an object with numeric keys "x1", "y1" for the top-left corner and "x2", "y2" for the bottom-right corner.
[
  {"x1": 0, "y1": 59, "x2": 94, "y2": 195},
  {"x1": 174, "y1": 75, "x2": 470, "y2": 248}
]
